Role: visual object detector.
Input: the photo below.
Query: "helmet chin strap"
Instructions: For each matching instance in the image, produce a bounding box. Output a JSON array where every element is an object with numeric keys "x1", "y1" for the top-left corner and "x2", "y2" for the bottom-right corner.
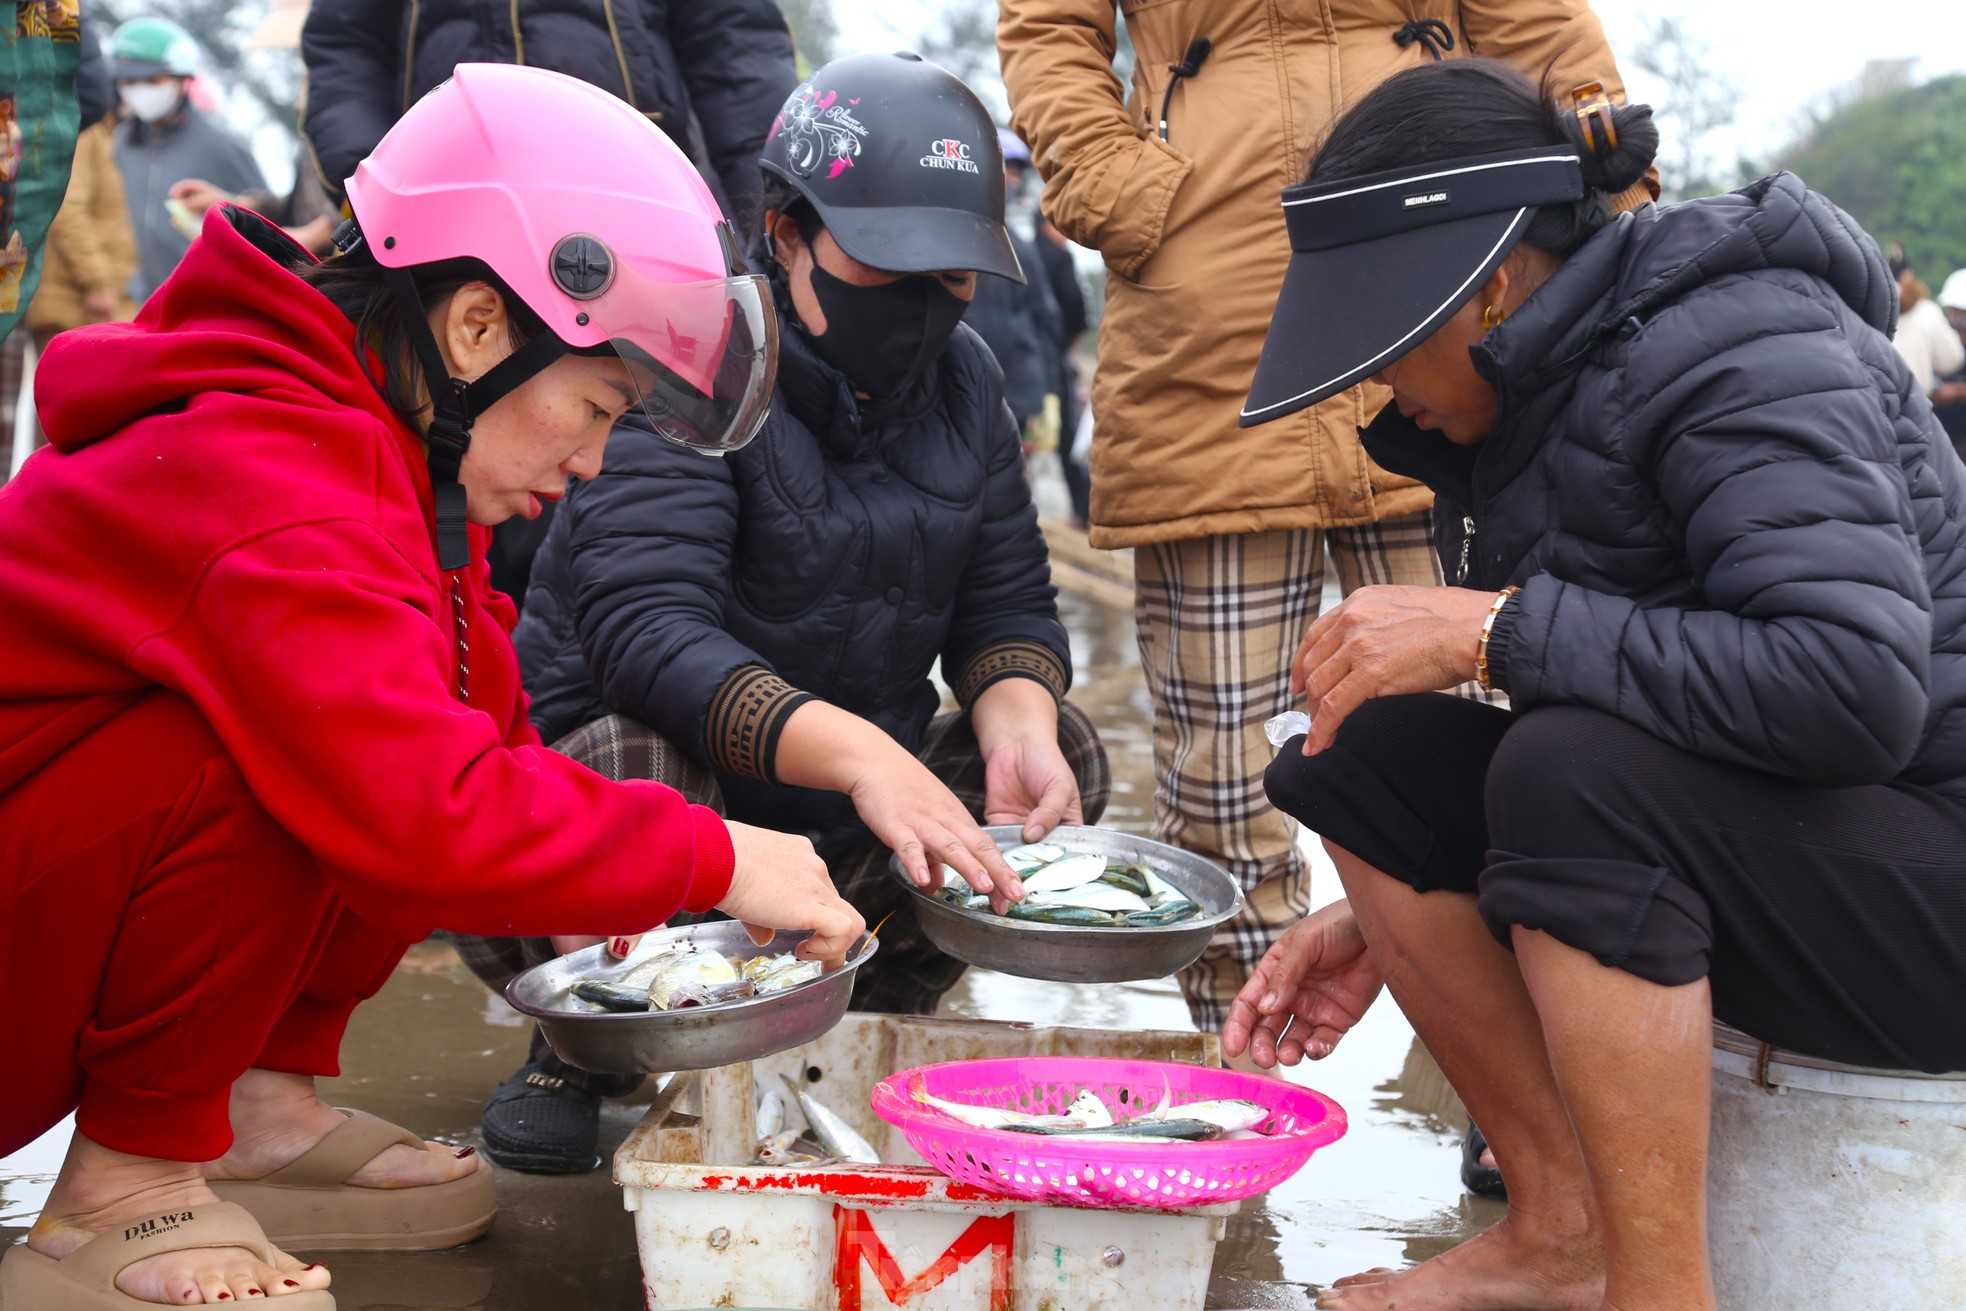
[{"x1": 383, "y1": 267, "x2": 572, "y2": 570}]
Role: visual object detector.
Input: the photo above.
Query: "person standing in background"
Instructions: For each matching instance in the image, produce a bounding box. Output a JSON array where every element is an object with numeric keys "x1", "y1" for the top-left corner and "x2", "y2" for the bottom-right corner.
[
  {"x1": 1930, "y1": 269, "x2": 1966, "y2": 459},
  {"x1": 164, "y1": 1, "x2": 340, "y2": 256},
  {"x1": 26, "y1": 13, "x2": 137, "y2": 362},
  {"x1": 1887, "y1": 243, "x2": 1965, "y2": 405},
  {"x1": 0, "y1": 0, "x2": 81, "y2": 475},
  {"x1": 300, "y1": 0, "x2": 796, "y2": 234},
  {"x1": 963, "y1": 135, "x2": 1068, "y2": 478},
  {"x1": 996, "y1": 0, "x2": 1654, "y2": 1035},
  {"x1": 299, "y1": 0, "x2": 799, "y2": 607},
  {"x1": 1004, "y1": 126, "x2": 1093, "y2": 528},
  {"x1": 108, "y1": 16, "x2": 266, "y2": 302},
  {"x1": 22, "y1": 106, "x2": 138, "y2": 387}
]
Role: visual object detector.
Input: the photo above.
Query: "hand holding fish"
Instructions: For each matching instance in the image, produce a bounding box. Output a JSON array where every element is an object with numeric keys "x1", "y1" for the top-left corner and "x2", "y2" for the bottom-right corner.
[
  {"x1": 1223, "y1": 899, "x2": 1383, "y2": 1068},
  {"x1": 1288, "y1": 584, "x2": 1496, "y2": 755},
  {"x1": 718, "y1": 821, "x2": 865, "y2": 962}
]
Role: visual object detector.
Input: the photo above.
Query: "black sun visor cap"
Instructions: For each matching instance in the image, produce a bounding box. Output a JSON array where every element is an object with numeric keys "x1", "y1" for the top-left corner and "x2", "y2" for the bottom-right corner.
[{"x1": 1240, "y1": 147, "x2": 1584, "y2": 428}]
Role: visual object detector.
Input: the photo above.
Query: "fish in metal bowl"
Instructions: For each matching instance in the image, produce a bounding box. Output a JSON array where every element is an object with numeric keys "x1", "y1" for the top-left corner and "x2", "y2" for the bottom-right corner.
[
  {"x1": 505, "y1": 922, "x2": 878, "y2": 1074},
  {"x1": 891, "y1": 824, "x2": 1244, "y2": 984}
]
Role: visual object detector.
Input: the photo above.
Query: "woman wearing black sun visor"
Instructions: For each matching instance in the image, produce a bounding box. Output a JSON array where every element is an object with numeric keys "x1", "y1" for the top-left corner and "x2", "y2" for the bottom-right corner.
[{"x1": 1224, "y1": 58, "x2": 1966, "y2": 1311}]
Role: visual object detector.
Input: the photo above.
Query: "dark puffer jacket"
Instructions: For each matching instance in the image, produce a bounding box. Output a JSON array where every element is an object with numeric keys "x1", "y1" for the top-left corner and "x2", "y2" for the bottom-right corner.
[
  {"x1": 1363, "y1": 172, "x2": 1966, "y2": 798},
  {"x1": 515, "y1": 321, "x2": 1069, "y2": 856},
  {"x1": 299, "y1": 0, "x2": 794, "y2": 225}
]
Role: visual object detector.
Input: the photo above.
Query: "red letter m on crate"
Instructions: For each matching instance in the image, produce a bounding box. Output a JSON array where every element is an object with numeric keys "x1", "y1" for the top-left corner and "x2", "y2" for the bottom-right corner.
[{"x1": 834, "y1": 1206, "x2": 1013, "y2": 1310}]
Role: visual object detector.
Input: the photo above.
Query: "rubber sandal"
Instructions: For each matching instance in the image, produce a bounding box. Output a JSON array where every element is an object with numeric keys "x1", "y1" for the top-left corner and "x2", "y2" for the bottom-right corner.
[
  {"x1": 0, "y1": 1200, "x2": 334, "y2": 1310},
  {"x1": 209, "y1": 1109, "x2": 496, "y2": 1252},
  {"x1": 1460, "y1": 1121, "x2": 1508, "y2": 1200}
]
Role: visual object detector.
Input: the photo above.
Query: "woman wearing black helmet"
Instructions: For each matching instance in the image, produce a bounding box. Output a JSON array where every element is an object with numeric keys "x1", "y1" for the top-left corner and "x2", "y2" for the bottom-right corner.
[
  {"x1": 1223, "y1": 60, "x2": 1966, "y2": 1311},
  {"x1": 454, "y1": 52, "x2": 1108, "y2": 1173}
]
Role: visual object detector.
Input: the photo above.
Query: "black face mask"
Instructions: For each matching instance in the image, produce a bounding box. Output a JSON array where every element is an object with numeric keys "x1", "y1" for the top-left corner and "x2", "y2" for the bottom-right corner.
[{"x1": 803, "y1": 263, "x2": 969, "y2": 401}]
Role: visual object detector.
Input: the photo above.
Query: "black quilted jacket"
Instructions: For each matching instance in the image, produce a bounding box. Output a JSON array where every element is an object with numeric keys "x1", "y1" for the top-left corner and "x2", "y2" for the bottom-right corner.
[
  {"x1": 1363, "y1": 173, "x2": 1966, "y2": 797},
  {"x1": 300, "y1": 0, "x2": 794, "y2": 225},
  {"x1": 515, "y1": 322, "x2": 1068, "y2": 854}
]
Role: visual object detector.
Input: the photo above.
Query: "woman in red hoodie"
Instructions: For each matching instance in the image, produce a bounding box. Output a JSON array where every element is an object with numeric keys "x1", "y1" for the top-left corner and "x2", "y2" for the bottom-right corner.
[{"x1": 0, "y1": 65, "x2": 868, "y2": 1310}]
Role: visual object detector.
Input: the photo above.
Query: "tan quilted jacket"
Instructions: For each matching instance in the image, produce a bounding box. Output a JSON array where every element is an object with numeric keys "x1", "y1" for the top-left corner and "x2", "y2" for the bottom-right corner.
[{"x1": 1000, "y1": 0, "x2": 1648, "y2": 547}]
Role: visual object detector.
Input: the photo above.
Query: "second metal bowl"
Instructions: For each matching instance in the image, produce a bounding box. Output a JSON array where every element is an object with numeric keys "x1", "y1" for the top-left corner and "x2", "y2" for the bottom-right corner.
[
  {"x1": 890, "y1": 824, "x2": 1243, "y2": 984},
  {"x1": 504, "y1": 921, "x2": 877, "y2": 1074}
]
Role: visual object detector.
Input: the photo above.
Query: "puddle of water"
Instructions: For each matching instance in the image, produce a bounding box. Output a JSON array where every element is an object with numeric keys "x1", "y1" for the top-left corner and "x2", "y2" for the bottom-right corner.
[{"x1": 0, "y1": 527, "x2": 1493, "y2": 1306}]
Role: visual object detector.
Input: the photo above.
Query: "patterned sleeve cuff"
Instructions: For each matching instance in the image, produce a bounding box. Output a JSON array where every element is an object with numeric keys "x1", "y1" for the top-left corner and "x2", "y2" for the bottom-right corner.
[
  {"x1": 704, "y1": 665, "x2": 815, "y2": 783},
  {"x1": 952, "y1": 639, "x2": 1068, "y2": 708}
]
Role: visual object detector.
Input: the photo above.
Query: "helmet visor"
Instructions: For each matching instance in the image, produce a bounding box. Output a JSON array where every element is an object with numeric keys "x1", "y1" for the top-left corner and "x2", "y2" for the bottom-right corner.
[{"x1": 592, "y1": 271, "x2": 778, "y2": 454}]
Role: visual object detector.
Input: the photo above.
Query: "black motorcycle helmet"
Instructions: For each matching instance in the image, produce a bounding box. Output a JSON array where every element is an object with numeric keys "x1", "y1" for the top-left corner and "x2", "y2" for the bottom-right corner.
[{"x1": 759, "y1": 51, "x2": 1024, "y2": 284}]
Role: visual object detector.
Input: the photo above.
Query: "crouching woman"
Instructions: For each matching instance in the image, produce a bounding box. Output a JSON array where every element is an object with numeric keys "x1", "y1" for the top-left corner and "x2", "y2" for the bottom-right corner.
[{"x1": 1227, "y1": 59, "x2": 1966, "y2": 1311}]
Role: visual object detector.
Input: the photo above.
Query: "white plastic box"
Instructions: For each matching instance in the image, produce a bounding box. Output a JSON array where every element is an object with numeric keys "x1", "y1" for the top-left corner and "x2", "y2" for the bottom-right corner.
[{"x1": 614, "y1": 1013, "x2": 1233, "y2": 1311}]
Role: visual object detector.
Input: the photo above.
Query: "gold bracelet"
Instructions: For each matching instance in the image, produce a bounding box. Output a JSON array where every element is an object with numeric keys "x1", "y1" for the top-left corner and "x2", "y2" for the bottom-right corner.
[{"x1": 1475, "y1": 586, "x2": 1520, "y2": 693}]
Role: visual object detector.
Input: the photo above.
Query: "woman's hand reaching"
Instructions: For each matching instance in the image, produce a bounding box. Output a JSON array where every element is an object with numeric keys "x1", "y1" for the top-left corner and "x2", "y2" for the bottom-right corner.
[{"x1": 1222, "y1": 900, "x2": 1383, "y2": 1067}]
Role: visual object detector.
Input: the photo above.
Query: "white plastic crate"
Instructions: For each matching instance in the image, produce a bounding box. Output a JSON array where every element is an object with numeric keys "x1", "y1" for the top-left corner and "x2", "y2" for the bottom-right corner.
[{"x1": 615, "y1": 1013, "x2": 1233, "y2": 1311}]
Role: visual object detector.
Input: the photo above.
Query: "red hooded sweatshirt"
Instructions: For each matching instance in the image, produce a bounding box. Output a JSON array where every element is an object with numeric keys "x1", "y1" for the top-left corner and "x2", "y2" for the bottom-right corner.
[{"x1": 0, "y1": 209, "x2": 733, "y2": 938}]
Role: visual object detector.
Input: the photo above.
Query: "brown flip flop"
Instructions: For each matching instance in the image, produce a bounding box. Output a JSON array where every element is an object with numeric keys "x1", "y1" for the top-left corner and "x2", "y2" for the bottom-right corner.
[
  {"x1": 0, "y1": 1200, "x2": 335, "y2": 1310},
  {"x1": 209, "y1": 1109, "x2": 496, "y2": 1252}
]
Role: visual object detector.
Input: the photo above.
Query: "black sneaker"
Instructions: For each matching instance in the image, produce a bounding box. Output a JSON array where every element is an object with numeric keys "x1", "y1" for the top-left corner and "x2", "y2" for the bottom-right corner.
[{"x1": 481, "y1": 1061, "x2": 603, "y2": 1174}]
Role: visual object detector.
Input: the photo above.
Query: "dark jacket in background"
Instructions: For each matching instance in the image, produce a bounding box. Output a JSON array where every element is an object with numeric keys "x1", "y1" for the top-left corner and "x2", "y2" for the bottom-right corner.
[
  {"x1": 964, "y1": 230, "x2": 1063, "y2": 427},
  {"x1": 1365, "y1": 173, "x2": 1966, "y2": 799},
  {"x1": 75, "y1": 14, "x2": 113, "y2": 128},
  {"x1": 114, "y1": 106, "x2": 265, "y2": 302},
  {"x1": 515, "y1": 322, "x2": 1069, "y2": 858},
  {"x1": 1033, "y1": 234, "x2": 1086, "y2": 342},
  {"x1": 299, "y1": 0, "x2": 795, "y2": 227}
]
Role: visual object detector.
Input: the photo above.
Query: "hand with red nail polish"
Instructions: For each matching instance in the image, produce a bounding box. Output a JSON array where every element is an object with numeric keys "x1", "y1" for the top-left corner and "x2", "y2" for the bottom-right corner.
[{"x1": 549, "y1": 932, "x2": 647, "y2": 959}]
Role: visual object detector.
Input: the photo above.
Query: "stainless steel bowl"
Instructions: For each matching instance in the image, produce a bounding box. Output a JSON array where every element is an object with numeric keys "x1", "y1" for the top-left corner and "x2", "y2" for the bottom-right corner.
[
  {"x1": 504, "y1": 922, "x2": 877, "y2": 1074},
  {"x1": 890, "y1": 824, "x2": 1244, "y2": 984}
]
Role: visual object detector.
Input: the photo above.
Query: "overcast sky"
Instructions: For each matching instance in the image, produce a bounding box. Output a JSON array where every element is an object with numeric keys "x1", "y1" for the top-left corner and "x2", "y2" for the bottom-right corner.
[{"x1": 829, "y1": 0, "x2": 1965, "y2": 167}]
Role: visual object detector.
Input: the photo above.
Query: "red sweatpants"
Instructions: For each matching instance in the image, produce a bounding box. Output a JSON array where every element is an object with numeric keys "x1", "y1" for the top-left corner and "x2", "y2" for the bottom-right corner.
[{"x1": 0, "y1": 691, "x2": 413, "y2": 1162}]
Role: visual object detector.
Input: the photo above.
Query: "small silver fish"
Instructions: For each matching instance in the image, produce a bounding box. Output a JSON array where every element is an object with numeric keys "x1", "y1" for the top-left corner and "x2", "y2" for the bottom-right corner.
[
  {"x1": 1001, "y1": 842, "x2": 1064, "y2": 871},
  {"x1": 782, "y1": 1075, "x2": 880, "y2": 1164},
  {"x1": 1026, "y1": 882, "x2": 1152, "y2": 914},
  {"x1": 646, "y1": 949, "x2": 740, "y2": 1010},
  {"x1": 1008, "y1": 1117, "x2": 1224, "y2": 1141},
  {"x1": 910, "y1": 1078, "x2": 1101, "y2": 1131},
  {"x1": 753, "y1": 957, "x2": 823, "y2": 994},
  {"x1": 1065, "y1": 1089, "x2": 1114, "y2": 1129},
  {"x1": 1020, "y1": 853, "x2": 1109, "y2": 895},
  {"x1": 570, "y1": 979, "x2": 650, "y2": 1012},
  {"x1": 1159, "y1": 1099, "x2": 1269, "y2": 1132},
  {"x1": 618, "y1": 942, "x2": 697, "y2": 989},
  {"x1": 666, "y1": 978, "x2": 757, "y2": 1008},
  {"x1": 758, "y1": 1087, "x2": 788, "y2": 1140}
]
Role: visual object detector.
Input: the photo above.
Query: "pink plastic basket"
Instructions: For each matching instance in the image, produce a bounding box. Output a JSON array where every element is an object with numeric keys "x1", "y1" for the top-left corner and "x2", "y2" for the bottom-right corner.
[{"x1": 870, "y1": 1057, "x2": 1346, "y2": 1209}]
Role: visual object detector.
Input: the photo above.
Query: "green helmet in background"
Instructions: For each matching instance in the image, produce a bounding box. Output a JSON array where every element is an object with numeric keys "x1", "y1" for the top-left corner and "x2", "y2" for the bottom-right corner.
[{"x1": 107, "y1": 17, "x2": 200, "y2": 80}]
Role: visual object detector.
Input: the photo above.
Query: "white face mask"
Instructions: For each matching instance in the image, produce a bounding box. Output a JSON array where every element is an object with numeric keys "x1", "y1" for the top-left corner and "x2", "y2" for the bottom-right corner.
[{"x1": 119, "y1": 82, "x2": 181, "y2": 124}]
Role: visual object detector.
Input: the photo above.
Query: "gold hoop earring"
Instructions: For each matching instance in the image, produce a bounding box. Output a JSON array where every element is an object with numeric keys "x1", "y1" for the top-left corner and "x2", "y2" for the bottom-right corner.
[{"x1": 1481, "y1": 304, "x2": 1505, "y2": 330}]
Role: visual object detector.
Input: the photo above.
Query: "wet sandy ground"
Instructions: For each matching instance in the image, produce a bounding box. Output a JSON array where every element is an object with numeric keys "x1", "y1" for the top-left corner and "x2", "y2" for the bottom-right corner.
[{"x1": 1, "y1": 536, "x2": 1498, "y2": 1309}]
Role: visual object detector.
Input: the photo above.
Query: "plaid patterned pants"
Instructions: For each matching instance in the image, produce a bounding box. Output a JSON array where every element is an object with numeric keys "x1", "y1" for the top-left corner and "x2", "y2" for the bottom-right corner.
[
  {"x1": 451, "y1": 702, "x2": 1109, "y2": 1088},
  {"x1": 1135, "y1": 510, "x2": 1481, "y2": 1029}
]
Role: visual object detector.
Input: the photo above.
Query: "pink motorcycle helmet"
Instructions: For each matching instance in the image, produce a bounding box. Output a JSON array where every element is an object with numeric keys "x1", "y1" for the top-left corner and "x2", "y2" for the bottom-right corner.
[{"x1": 341, "y1": 62, "x2": 777, "y2": 568}]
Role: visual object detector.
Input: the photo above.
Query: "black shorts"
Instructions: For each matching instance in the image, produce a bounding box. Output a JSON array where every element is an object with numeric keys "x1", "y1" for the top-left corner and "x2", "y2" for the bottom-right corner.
[{"x1": 1265, "y1": 694, "x2": 1966, "y2": 1073}]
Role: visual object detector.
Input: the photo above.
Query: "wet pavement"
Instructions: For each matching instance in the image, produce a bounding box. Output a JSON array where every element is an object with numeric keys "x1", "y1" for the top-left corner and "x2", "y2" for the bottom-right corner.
[{"x1": 0, "y1": 511, "x2": 1498, "y2": 1308}]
